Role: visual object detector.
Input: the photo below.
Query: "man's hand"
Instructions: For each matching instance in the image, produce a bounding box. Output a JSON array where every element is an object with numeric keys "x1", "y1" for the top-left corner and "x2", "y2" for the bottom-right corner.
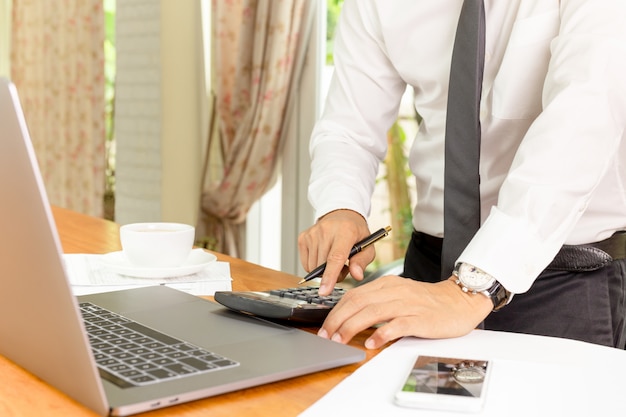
[
  {"x1": 317, "y1": 275, "x2": 493, "y2": 349},
  {"x1": 297, "y1": 210, "x2": 372, "y2": 295}
]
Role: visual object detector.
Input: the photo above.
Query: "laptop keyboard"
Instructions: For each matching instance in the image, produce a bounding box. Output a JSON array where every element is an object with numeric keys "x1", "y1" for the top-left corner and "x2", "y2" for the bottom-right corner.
[{"x1": 79, "y1": 302, "x2": 239, "y2": 388}]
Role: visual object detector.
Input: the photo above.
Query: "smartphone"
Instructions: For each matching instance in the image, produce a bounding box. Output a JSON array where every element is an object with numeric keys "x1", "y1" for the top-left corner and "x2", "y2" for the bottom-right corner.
[{"x1": 394, "y1": 355, "x2": 491, "y2": 413}]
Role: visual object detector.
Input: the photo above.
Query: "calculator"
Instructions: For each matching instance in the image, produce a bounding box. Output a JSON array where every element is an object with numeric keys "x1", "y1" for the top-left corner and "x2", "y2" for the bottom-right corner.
[{"x1": 213, "y1": 287, "x2": 346, "y2": 324}]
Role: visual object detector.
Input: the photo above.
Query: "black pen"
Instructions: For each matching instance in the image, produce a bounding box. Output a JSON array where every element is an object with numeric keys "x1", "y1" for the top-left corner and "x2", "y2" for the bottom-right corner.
[{"x1": 298, "y1": 226, "x2": 392, "y2": 284}]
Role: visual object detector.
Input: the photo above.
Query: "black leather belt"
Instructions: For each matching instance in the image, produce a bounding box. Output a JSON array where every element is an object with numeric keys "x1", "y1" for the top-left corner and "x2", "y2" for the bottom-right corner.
[
  {"x1": 546, "y1": 231, "x2": 626, "y2": 272},
  {"x1": 414, "y1": 230, "x2": 626, "y2": 273}
]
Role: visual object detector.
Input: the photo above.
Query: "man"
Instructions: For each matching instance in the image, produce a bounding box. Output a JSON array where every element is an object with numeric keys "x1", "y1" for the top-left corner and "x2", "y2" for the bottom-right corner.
[{"x1": 298, "y1": 0, "x2": 626, "y2": 350}]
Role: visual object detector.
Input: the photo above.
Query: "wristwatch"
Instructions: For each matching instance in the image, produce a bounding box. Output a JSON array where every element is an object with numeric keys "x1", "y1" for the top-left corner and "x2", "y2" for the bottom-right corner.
[{"x1": 453, "y1": 263, "x2": 512, "y2": 312}]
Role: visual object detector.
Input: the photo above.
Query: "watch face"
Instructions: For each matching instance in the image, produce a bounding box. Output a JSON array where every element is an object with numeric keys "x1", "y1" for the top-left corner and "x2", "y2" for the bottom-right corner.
[{"x1": 457, "y1": 263, "x2": 495, "y2": 292}]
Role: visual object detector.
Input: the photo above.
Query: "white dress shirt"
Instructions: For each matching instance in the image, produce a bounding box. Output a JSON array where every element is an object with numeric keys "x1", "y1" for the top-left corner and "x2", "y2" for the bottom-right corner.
[{"x1": 308, "y1": 0, "x2": 626, "y2": 293}]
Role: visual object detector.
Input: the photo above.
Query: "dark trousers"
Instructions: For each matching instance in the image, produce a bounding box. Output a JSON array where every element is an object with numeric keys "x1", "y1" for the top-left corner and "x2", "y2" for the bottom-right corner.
[{"x1": 402, "y1": 231, "x2": 626, "y2": 348}]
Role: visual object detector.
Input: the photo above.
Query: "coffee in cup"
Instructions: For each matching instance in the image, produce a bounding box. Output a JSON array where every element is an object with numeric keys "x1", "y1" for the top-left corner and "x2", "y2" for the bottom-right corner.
[{"x1": 119, "y1": 222, "x2": 195, "y2": 268}]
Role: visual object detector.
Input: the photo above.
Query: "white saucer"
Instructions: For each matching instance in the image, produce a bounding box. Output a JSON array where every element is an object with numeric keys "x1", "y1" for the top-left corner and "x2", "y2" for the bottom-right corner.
[{"x1": 99, "y1": 248, "x2": 217, "y2": 279}]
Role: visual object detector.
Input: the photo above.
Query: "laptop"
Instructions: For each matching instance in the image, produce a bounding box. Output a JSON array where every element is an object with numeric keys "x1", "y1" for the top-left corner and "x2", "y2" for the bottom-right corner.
[{"x1": 0, "y1": 77, "x2": 365, "y2": 416}]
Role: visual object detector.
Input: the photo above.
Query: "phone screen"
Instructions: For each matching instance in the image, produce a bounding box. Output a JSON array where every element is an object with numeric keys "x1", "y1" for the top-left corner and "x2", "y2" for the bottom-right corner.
[{"x1": 395, "y1": 355, "x2": 490, "y2": 412}]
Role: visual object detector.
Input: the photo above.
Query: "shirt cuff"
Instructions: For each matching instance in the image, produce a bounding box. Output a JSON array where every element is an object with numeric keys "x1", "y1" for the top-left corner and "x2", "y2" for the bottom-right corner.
[{"x1": 457, "y1": 206, "x2": 563, "y2": 294}]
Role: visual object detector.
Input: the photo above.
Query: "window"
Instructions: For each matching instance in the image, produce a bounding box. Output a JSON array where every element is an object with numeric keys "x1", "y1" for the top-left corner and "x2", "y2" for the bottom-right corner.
[{"x1": 247, "y1": 0, "x2": 417, "y2": 276}]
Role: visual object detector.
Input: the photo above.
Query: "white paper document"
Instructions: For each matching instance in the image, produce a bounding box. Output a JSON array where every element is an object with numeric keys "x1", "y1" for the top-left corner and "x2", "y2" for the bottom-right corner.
[
  {"x1": 63, "y1": 253, "x2": 232, "y2": 296},
  {"x1": 302, "y1": 330, "x2": 626, "y2": 416}
]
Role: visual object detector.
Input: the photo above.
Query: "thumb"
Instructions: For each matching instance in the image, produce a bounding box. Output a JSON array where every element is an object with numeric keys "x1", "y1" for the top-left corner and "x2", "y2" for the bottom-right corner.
[
  {"x1": 348, "y1": 245, "x2": 376, "y2": 281},
  {"x1": 348, "y1": 260, "x2": 366, "y2": 281}
]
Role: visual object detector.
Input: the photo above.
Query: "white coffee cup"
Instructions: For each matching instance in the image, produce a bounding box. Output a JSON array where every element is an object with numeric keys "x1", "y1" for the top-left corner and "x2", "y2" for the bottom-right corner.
[{"x1": 119, "y1": 222, "x2": 195, "y2": 268}]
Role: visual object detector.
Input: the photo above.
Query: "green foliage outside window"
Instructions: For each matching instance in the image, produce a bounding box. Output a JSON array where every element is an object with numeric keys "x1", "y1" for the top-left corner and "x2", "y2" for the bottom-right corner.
[
  {"x1": 326, "y1": 0, "x2": 414, "y2": 262},
  {"x1": 104, "y1": 0, "x2": 116, "y2": 220},
  {"x1": 326, "y1": 0, "x2": 343, "y2": 65}
]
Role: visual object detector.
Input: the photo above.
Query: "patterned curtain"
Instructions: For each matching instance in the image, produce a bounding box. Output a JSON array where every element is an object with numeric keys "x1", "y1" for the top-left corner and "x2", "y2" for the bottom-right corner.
[
  {"x1": 199, "y1": 0, "x2": 315, "y2": 256},
  {"x1": 10, "y1": 0, "x2": 105, "y2": 217},
  {"x1": 0, "y1": 0, "x2": 11, "y2": 77}
]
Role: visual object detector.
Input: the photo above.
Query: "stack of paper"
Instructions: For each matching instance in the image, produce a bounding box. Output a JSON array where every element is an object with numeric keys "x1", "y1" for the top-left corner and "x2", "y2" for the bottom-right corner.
[{"x1": 63, "y1": 253, "x2": 232, "y2": 296}]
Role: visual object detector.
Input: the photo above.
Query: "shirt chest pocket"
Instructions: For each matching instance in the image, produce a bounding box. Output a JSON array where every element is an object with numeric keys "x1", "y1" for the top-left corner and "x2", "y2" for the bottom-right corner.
[{"x1": 492, "y1": 11, "x2": 560, "y2": 120}]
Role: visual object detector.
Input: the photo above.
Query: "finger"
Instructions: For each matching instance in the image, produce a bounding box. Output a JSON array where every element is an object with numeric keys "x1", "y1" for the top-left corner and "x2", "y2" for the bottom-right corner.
[
  {"x1": 297, "y1": 231, "x2": 312, "y2": 271},
  {"x1": 327, "y1": 297, "x2": 408, "y2": 345},
  {"x1": 347, "y1": 245, "x2": 376, "y2": 281},
  {"x1": 318, "y1": 261, "x2": 345, "y2": 295},
  {"x1": 317, "y1": 234, "x2": 360, "y2": 295},
  {"x1": 298, "y1": 227, "x2": 330, "y2": 273},
  {"x1": 361, "y1": 313, "x2": 460, "y2": 350},
  {"x1": 347, "y1": 261, "x2": 365, "y2": 282},
  {"x1": 364, "y1": 317, "x2": 420, "y2": 349},
  {"x1": 305, "y1": 239, "x2": 323, "y2": 273},
  {"x1": 319, "y1": 277, "x2": 401, "y2": 340},
  {"x1": 338, "y1": 264, "x2": 350, "y2": 281}
]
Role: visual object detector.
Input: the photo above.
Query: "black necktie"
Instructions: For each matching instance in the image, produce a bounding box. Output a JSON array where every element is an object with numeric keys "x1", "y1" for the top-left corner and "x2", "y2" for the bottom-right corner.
[{"x1": 441, "y1": 0, "x2": 486, "y2": 279}]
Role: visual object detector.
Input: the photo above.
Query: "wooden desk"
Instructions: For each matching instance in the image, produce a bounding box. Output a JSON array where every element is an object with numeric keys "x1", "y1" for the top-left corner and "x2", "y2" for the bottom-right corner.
[{"x1": 0, "y1": 207, "x2": 380, "y2": 417}]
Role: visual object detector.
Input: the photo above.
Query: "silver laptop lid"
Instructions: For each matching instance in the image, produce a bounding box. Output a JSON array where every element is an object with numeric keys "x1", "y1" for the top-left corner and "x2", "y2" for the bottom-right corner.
[{"x1": 0, "y1": 78, "x2": 110, "y2": 415}]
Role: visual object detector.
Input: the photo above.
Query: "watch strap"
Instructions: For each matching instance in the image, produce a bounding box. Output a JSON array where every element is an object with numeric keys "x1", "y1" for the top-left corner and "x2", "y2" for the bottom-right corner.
[{"x1": 482, "y1": 280, "x2": 510, "y2": 312}]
